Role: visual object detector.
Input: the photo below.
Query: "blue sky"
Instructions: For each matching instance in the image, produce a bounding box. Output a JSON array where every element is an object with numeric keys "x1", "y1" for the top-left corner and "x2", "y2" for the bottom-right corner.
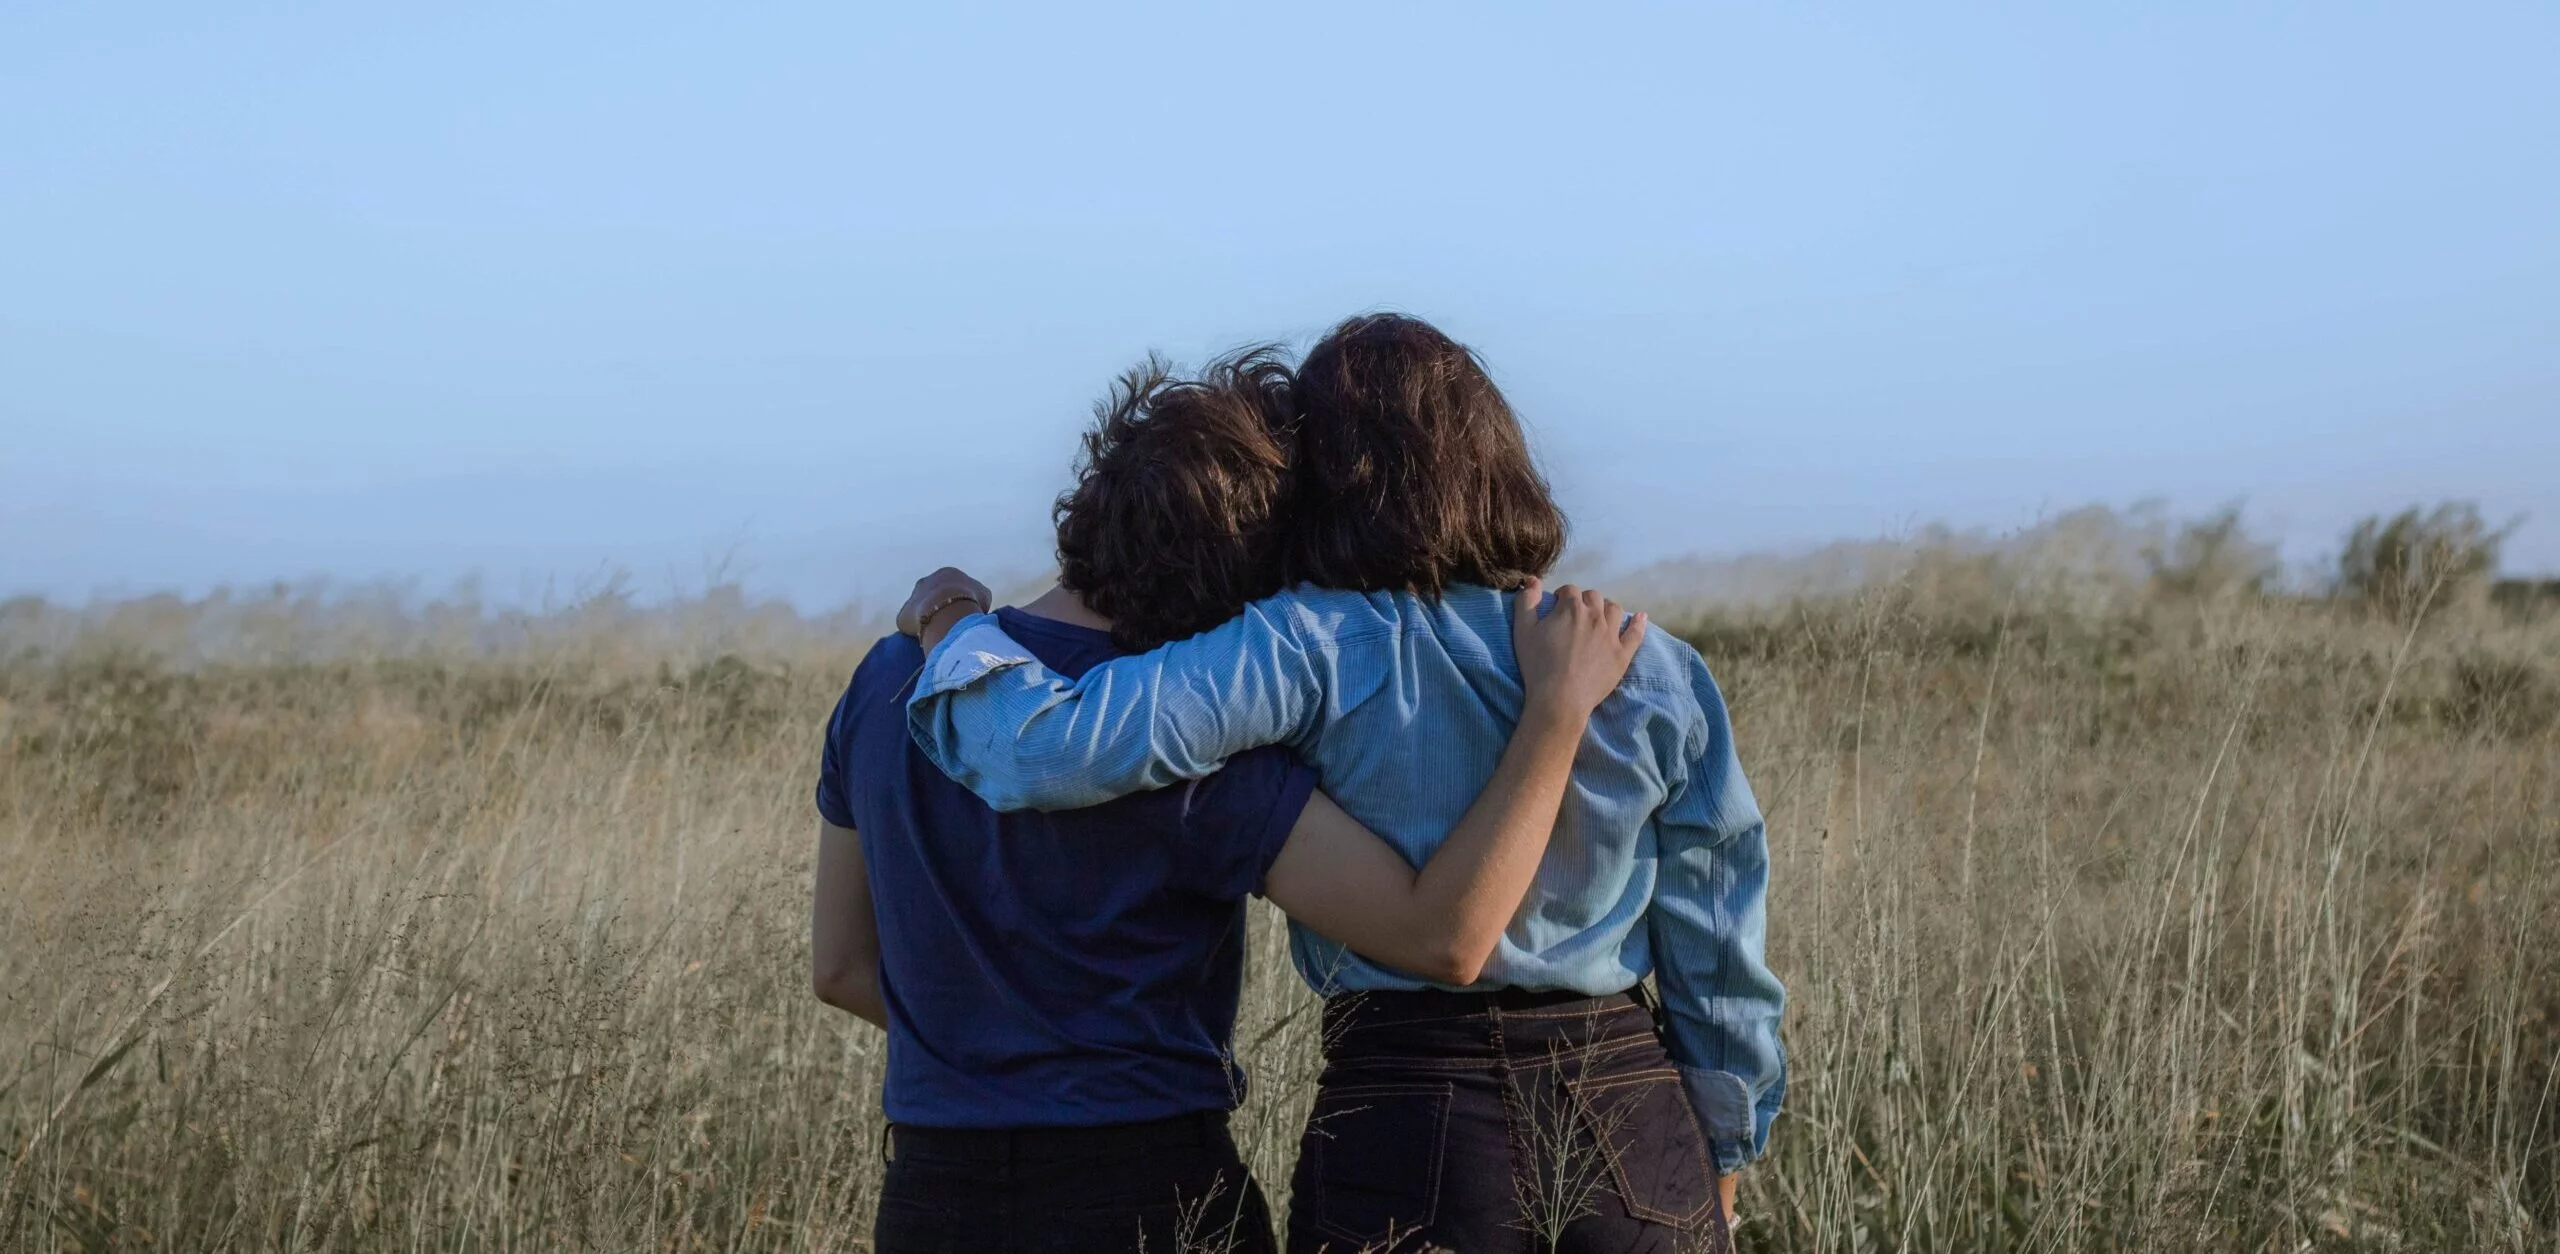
[{"x1": 6, "y1": 1, "x2": 2555, "y2": 607}]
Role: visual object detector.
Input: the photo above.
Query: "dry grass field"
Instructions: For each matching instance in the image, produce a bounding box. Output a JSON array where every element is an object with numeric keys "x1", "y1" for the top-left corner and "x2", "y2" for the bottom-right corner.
[{"x1": 2, "y1": 581, "x2": 2554, "y2": 1251}]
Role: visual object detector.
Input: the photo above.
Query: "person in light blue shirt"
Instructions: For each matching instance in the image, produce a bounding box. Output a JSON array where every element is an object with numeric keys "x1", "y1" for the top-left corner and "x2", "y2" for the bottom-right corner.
[{"x1": 902, "y1": 314, "x2": 1783, "y2": 1251}]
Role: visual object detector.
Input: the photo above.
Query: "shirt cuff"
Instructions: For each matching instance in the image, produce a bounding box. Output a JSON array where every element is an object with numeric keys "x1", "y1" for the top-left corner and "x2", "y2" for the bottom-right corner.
[
  {"x1": 1677, "y1": 1063, "x2": 1760, "y2": 1174},
  {"x1": 913, "y1": 613, "x2": 1033, "y2": 698}
]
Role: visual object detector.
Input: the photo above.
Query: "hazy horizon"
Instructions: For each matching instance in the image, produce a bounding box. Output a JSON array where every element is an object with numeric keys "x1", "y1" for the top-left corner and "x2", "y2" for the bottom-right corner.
[{"x1": 8, "y1": 3, "x2": 2556, "y2": 605}]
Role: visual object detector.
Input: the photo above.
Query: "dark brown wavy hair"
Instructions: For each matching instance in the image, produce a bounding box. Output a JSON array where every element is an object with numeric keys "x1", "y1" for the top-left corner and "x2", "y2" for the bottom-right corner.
[
  {"x1": 1052, "y1": 347, "x2": 1297, "y2": 650},
  {"x1": 1280, "y1": 313, "x2": 1567, "y2": 596}
]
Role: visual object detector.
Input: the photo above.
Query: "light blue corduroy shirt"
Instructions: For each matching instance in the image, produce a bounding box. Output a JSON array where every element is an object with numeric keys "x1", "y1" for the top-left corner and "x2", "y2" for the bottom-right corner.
[{"x1": 906, "y1": 583, "x2": 1786, "y2": 1170}]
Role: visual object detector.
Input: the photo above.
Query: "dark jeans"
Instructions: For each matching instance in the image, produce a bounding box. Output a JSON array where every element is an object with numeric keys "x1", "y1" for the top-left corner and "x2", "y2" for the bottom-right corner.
[
  {"x1": 876, "y1": 1111, "x2": 1277, "y2": 1254},
  {"x1": 1287, "y1": 988, "x2": 1730, "y2": 1254}
]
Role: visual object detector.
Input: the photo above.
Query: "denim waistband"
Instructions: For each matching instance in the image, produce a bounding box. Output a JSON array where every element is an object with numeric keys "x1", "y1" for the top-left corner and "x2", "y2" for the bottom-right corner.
[
  {"x1": 1319, "y1": 986, "x2": 1659, "y2": 1058},
  {"x1": 887, "y1": 1110, "x2": 1233, "y2": 1163}
]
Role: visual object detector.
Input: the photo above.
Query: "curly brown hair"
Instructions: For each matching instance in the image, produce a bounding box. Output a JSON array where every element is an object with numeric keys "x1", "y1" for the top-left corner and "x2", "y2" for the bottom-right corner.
[
  {"x1": 1052, "y1": 347, "x2": 1297, "y2": 650},
  {"x1": 1283, "y1": 313, "x2": 1567, "y2": 597}
]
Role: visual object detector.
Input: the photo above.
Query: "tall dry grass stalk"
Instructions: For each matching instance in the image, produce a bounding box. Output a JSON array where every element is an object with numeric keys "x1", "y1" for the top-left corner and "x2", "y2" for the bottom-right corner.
[{"x1": 2, "y1": 586, "x2": 2553, "y2": 1251}]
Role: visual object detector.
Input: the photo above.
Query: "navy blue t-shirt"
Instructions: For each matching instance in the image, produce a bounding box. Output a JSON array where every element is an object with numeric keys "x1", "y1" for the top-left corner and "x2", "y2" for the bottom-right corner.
[{"x1": 816, "y1": 608, "x2": 1318, "y2": 1130}]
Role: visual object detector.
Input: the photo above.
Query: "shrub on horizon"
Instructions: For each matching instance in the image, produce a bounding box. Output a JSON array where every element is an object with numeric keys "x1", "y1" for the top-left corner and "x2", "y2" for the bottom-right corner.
[{"x1": 2334, "y1": 501, "x2": 2514, "y2": 619}]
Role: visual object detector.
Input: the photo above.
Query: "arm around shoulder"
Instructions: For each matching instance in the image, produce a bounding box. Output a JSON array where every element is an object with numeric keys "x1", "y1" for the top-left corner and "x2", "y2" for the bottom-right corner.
[{"x1": 905, "y1": 599, "x2": 1329, "y2": 812}]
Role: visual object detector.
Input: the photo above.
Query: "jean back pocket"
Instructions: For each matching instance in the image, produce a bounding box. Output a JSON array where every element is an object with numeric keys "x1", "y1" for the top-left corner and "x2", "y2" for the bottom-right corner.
[
  {"x1": 1290, "y1": 1080, "x2": 1453, "y2": 1250},
  {"x1": 1559, "y1": 1068, "x2": 1719, "y2": 1231}
]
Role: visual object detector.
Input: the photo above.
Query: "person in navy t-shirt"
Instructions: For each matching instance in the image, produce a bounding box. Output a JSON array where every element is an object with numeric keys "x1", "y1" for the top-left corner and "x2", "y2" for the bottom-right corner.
[{"x1": 810, "y1": 349, "x2": 1651, "y2": 1254}]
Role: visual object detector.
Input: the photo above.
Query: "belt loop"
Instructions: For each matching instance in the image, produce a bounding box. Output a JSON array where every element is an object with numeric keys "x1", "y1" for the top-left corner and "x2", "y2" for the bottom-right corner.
[
  {"x1": 1631, "y1": 980, "x2": 1670, "y2": 1037},
  {"x1": 879, "y1": 1121, "x2": 895, "y2": 1164}
]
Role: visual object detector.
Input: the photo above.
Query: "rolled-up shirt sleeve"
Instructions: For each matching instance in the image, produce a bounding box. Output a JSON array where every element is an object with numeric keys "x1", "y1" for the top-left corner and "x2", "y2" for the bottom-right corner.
[
  {"x1": 905, "y1": 603, "x2": 1327, "y2": 812},
  {"x1": 1648, "y1": 654, "x2": 1787, "y2": 1173}
]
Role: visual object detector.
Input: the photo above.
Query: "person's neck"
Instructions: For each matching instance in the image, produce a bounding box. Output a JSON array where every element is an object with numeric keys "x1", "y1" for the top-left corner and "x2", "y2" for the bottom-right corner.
[{"x1": 1021, "y1": 584, "x2": 1113, "y2": 632}]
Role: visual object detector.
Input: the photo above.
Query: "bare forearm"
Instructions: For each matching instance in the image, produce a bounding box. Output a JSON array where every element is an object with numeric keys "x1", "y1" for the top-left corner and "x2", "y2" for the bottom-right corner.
[
  {"x1": 848, "y1": 994, "x2": 888, "y2": 1031},
  {"x1": 1403, "y1": 697, "x2": 1589, "y2": 979},
  {"x1": 816, "y1": 966, "x2": 889, "y2": 1030},
  {"x1": 811, "y1": 820, "x2": 887, "y2": 1031}
]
